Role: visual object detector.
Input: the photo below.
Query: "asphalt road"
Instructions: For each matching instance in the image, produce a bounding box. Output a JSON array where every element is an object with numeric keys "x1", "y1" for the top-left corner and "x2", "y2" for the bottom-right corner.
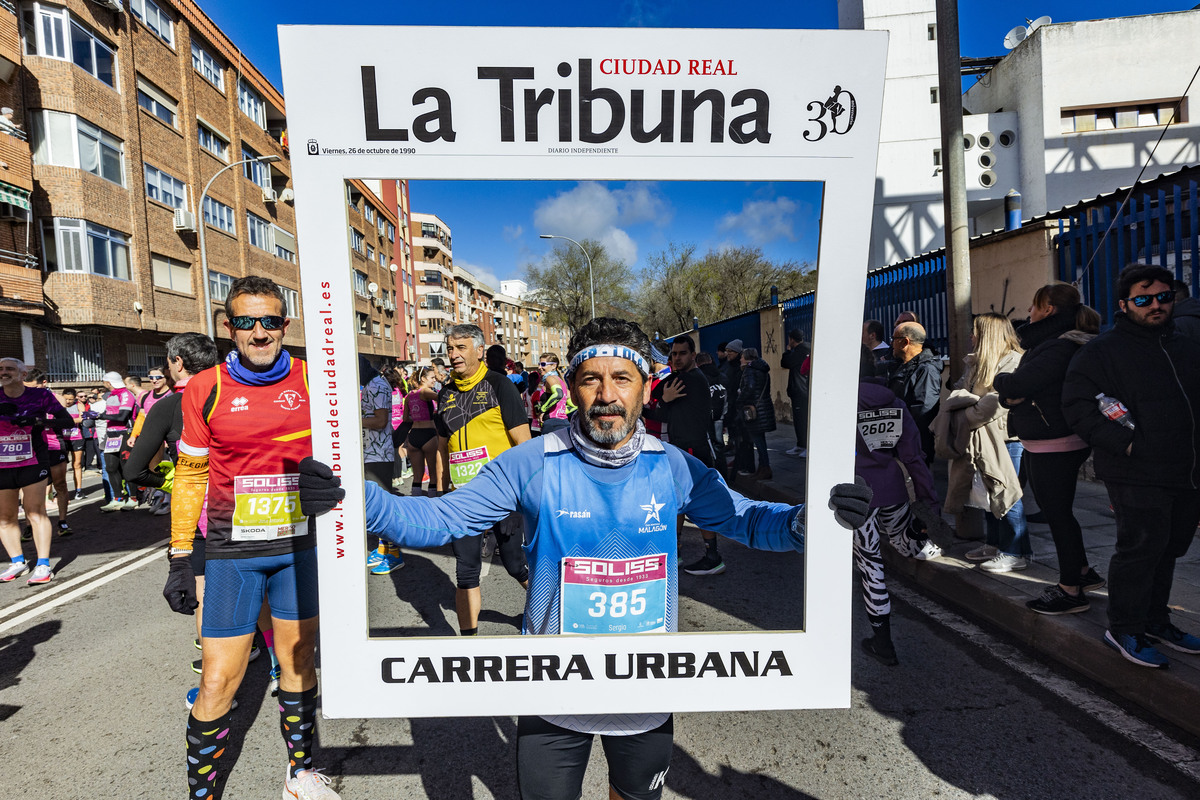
[{"x1": 3, "y1": 478, "x2": 1199, "y2": 799}]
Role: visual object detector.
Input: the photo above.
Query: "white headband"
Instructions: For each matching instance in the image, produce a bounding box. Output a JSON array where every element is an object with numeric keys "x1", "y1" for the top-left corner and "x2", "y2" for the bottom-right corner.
[{"x1": 564, "y1": 344, "x2": 651, "y2": 380}]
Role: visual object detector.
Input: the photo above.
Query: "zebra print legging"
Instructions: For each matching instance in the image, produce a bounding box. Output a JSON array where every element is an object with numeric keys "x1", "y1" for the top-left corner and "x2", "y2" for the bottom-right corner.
[{"x1": 852, "y1": 503, "x2": 923, "y2": 619}]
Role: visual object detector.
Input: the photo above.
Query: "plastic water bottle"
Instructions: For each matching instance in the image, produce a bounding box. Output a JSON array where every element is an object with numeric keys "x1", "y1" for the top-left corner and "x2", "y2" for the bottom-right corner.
[{"x1": 1096, "y1": 393, "x2": 1135, "y2": 429}]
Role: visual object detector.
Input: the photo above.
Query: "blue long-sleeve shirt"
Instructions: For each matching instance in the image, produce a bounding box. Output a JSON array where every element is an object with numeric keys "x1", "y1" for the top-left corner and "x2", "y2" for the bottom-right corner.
[{"x1": 364, "y1": 435, "x2": 804, "y2": 552}]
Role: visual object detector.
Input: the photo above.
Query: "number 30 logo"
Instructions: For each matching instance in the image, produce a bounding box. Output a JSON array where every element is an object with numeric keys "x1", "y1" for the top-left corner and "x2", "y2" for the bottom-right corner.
[{"x1": 804, "y1": 85, "x2": 857, "y2": 142}]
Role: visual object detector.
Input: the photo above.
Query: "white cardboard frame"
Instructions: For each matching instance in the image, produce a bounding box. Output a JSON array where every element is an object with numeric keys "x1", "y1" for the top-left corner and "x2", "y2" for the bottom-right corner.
[{"x1": 279, "y1": 25, "x2": 887, "y2": 719}]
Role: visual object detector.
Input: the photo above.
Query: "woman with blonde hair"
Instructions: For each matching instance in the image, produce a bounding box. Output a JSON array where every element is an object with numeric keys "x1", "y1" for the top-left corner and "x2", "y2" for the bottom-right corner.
[
  {"x1": 996, "y1": 284, "x2": 1104, "y2": 614},
  {"x1": 939, "y1": 313, "x2": 1029, "y2": 572}
]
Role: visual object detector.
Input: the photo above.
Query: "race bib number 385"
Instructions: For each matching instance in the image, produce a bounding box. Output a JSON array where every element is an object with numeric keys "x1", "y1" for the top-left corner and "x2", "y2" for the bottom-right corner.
[
  {"x1": 560, "y1": 554, "x2": 667, "y2": 635},
  {"x1": 232, "y1": 473, "x2": 308, "y2": 541}
]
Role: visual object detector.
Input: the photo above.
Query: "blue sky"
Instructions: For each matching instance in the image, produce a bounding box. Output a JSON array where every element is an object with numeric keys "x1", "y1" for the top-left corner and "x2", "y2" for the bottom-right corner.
[{"x1": 196, "y1": 0, "x2": 1194, "y2": 288}]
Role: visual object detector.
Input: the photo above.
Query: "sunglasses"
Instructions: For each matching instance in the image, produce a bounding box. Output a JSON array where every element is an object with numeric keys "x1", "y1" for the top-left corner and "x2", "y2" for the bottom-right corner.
[
  {"x1": 149, "y1": 375, "x2": 165, "y2": 381},
  {"x1": 1124, "y1": 290, "x2": 1175, "y2": 308},
  {"x1": 229, "y1": 315, "x2": 286, "y2": 331}
]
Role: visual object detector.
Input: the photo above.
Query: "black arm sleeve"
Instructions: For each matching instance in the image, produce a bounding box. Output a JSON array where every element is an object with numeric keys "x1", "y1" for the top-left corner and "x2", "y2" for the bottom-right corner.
[
  {"x1": 123, "y1": 395, "x2": 182, "y2": 486},
  {"x1": 46, "y1": 403, "x2": 73, "y2": 432}
]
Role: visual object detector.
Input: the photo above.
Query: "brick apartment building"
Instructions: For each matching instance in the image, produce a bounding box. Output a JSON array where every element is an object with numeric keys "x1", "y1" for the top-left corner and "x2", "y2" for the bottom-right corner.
[
  {"x1": 0, "y1": 0, "x2": 302, "y2": 383},
  {"x1": 378, "y1": 178, "x2": 418, "y2": 363},
  {"x1": 345, "y1": 179, "x2": 408, "y2": 363},
  {"x1": 412, "y1": 210, "x2": 452, "y2": 361}
]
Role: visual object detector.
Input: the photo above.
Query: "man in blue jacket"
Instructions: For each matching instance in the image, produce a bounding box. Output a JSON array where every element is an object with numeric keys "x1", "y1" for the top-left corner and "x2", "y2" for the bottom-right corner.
[{"x1": 300, "y1": 317, "x2": 871, "y2": 800}]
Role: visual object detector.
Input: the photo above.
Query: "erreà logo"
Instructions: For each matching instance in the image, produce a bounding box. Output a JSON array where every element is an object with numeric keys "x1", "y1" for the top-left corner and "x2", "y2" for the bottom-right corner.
[{"x1": 230, "y1": 396, "x2": 249, "y2": 412}]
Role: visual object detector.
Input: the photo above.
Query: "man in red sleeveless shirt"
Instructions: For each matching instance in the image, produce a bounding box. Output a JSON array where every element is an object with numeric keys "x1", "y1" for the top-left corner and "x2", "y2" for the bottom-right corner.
[{"x1": 164, "y1": 276, "x2": 338, "y2": 800}]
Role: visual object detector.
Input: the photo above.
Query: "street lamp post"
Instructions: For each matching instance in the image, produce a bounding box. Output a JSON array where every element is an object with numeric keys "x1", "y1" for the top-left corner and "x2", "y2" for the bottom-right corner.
[
  {"x1": 538, "y1": 233, "x2": 594, "y2": 320},
  {"x1": 198, "y1": 154, "x2": 282, "y2": 338}
]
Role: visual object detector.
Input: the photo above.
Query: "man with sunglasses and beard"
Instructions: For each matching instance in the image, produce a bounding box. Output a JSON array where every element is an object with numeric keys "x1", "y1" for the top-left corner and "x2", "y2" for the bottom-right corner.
[
  {"x1": 164, "y1": 276, "x2": 339, "y2": 799},
  {"x1": 297, "y1": 317, "x2": 872, "y2": 800},
  {"x1": 1064, "y1": 264, "x2": 1200, "y2": 669}
]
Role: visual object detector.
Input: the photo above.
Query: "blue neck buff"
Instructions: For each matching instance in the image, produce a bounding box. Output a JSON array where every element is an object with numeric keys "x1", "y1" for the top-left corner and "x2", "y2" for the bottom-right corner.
[{"x1": 225, "y1": 350, "x2": 292, "y2": 386}]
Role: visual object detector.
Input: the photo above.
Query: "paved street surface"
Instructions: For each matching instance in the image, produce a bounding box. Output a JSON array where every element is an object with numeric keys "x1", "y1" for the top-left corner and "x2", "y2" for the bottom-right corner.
[{"x1": 3, "y1": 472, "x2": 1200, "y2": 799}]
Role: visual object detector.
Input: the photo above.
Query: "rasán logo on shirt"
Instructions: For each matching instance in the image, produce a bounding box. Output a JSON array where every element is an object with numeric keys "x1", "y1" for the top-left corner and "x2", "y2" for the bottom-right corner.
[
  {"x1": 230, "y1": 396, "x2": 250, "y2": 412},
  {"x1": 556, "y1": 508, "x2": 592, "y2": 519},
  {"x1": 275, "y1": 390, "x2": 307, "y2": 412}
]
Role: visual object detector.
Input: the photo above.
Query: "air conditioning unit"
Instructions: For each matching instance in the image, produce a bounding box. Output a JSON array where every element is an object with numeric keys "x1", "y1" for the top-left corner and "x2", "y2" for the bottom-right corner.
[
  {"x1": 173, "y1": 209, "x2": 196, "y2": 231},
  {"x1": 262, "y1": 188, "x2": 278, "y2": 204},
  {"x1": 0, "y1": 202, "x2": 26, "y2": 221},
  {"x1": 96, "y1": 0, "x2": 124, "y2": 12}
]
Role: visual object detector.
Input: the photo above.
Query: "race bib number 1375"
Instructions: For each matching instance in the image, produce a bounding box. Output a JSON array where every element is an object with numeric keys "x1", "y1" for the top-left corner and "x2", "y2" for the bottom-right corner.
[{"x1": 232, "y1": 473, "x2": 307, "y2": 541}]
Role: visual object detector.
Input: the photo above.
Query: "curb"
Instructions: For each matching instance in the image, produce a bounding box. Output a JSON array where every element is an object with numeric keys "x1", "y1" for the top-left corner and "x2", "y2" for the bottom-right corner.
[{"x1": 734, "y1": 473, "x2": 1200, "y2": 739}]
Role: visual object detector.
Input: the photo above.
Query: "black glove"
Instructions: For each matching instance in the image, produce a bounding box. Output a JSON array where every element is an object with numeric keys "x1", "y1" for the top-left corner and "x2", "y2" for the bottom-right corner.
[
  {"x1": 9, "y1": 414, "x2": 43, "y2": 427},
  {"x1": 163, "y1": 556, "x2": 198, "y2": 615},
  {"x1": 299, "y1": 456, "x2": 345, "y2": 516},
  {"x1": 829, "y1": 477, "x2": 873, "y2": 530}
]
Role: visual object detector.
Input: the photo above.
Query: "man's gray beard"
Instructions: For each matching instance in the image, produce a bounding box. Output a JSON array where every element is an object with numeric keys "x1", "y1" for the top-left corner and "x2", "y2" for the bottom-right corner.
[{"x1": 581, "y1": 410, "x2": 636, "y2": 445}]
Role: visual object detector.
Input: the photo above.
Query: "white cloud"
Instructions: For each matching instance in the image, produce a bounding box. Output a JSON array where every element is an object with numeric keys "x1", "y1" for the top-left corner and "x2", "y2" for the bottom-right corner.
[
  {"x1": 532, "y1": 182, "x2": 670, "y2": 266},
  {"x1": 454, "y1": 259, "x2": 502, "y2": 294},
  {"x1": 717, "y1": 197, "x2": 798, "y2": 244},
  {"x1": 502, "y1": 224, "x2": 523, "y2": 241}
]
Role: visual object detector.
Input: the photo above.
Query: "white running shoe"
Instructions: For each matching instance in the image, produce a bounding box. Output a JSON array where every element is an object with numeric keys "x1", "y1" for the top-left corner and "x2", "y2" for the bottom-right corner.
[
  {"x1": 979, "y1": 553, "x2": 1029, "y2": 573},
  {"x1": 913, "y1": 541, "x2": 943, "y2": 561},
  {"x1": 27, "y1": 564, "x2": 53, "y2": 585},
  {"x1": 785, "y1": 446, "x2": 807, "y2": 457},
  {"x1": 283, "y1": 768, "x2": 340, "y2": 799},
  {"x1": 0, "y1": 561, "x2": 31, "y2": 582}
]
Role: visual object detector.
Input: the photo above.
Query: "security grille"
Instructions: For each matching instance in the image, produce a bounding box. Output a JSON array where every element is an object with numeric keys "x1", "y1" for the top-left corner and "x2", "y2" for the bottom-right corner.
[
  {"x1": 46, "y1": 330, "x2": 104, "y2": 382},
  {"x1": 127, "y1": 343, "x2": 168, "y2": 377}
]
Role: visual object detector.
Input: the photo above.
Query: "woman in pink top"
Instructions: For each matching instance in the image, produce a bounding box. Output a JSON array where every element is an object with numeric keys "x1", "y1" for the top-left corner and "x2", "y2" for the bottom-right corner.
[
  {"x1": 401, "y1": 367, "x2": 439, "y2": 497},
  {"x1": 0, "y1": 357, "x2": 73, "y2": 584},
  {"x1": 996, "y1": 284, "x2": 1104, "y2": 615}
]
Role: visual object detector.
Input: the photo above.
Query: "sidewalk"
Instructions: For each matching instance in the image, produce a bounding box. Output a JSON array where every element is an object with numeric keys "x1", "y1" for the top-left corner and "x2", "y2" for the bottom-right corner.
[{"x1": 733, "y1": 426, "x2": 1200, "y2": 739}]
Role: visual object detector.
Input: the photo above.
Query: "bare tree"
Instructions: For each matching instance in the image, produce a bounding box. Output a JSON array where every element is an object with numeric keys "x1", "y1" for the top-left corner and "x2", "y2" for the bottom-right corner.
[
  {"x1": 636, "y1": 244, "x2": 816, "y2": 336},
  {"x1": 524, "y1": 239, "x2": 634, "y2": 335}
]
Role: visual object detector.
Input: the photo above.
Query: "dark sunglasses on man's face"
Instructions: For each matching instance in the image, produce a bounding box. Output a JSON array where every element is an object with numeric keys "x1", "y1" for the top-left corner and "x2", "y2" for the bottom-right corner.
[
  {"x1": 1125, "y1": 290, "x2": 1176, "y2": 308},
  {"x1": 149, "y1": 375, "x2": 165, "y2": 381},
  {"x1": 229, "y1": 315, "x2": 286, "y2": 331}
]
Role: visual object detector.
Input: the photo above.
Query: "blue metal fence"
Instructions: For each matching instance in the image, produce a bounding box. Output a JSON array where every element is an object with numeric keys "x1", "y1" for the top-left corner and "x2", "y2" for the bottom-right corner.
[
  {"x1": 1056, "y1": 176, "x2": 1200, "y2": 328},
  {"x1": 695, "y1": 310, "x2": 761, "y2": 357},
  {"x1": 779, "y1": 252, "x2": 949, "y2": 355}
]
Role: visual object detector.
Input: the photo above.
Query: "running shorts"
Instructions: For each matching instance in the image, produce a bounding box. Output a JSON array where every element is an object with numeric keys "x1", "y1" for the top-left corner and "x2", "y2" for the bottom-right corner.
[
  {"x1": 66, "y1": 439, "x2": 85, "y2": 452},
  {"x1": 516, "y1": 714, "x2": 674, "y2": 800},
  {"x1": 0, "y1": 464, "x2": 51, "y2": 491},
  {"x1": 200, "y1": 548, "x2": 319, "y2": 637},
  {"x1": 407, "y1": 427, "x2": 437, "y2": 450}
]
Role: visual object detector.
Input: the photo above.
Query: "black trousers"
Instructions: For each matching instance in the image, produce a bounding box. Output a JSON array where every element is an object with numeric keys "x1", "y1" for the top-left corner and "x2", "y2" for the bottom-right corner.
[
  {"x1": 791, "y1": 397, "x2": 808, "y2": 448},
  {"x1": 1105, "y1": 481, "x2": 1200, "y2": 637},
  {"x1": 1025, "y1": 448, "x2": 1092, "y2": 587}
]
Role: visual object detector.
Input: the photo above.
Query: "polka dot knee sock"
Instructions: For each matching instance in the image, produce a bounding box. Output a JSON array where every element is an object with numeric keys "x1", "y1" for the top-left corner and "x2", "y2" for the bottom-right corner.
[
  {"x1": 279, "y1": 686, "x2": 318, "y2": 778},
  {"x1": 186, "y1": 711, "x2": 232, "y2": 799}
]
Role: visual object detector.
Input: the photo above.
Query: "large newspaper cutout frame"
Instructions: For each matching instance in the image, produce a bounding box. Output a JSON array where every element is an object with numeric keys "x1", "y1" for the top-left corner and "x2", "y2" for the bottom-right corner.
[{"x1": 280, "y1": 25, "x2": 886, "y2": 719}]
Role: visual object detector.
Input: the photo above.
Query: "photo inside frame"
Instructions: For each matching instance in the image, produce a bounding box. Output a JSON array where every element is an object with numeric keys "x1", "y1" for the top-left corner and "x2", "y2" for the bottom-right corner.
[{"x1": 344, "y1": 178, "x2": 824, "y2": 639}]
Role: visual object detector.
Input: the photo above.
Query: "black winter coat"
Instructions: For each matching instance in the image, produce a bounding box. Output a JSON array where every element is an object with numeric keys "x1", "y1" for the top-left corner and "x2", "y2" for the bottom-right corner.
[
  {"x1": 1062, "y1": 314, "x2": 1200, "y2": 489},
  {"x1": 736, "y1": 358, "x2": 776, "y2": 433},
  {"x1": 719, "y1": 359, "x2": 743, "y2": 425},
  {"x1": 1172, "y1": 296, "x2": 1200, "y2": 342},
  {"x1": 780, "y1": 344, "x2": 810, "y2": 399},
  {"x1": 886, "y1": 348, "x2": 941, "y2": 424},
  {"x1": 995, "y1": 310, "x2": 1094, "y2": 441}
]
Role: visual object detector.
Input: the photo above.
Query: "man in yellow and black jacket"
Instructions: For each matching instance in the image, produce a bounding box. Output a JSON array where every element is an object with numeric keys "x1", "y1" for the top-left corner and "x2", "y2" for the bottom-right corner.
[{"x1": 436, "y1": 324, "x2": 531, "y2": 635}]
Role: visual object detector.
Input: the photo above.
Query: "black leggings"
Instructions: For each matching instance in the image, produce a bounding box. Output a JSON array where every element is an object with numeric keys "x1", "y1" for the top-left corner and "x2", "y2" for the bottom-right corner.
[
  {"x1": 1025, "y1": 447, "x2": 1091, "y2": 586},
  {"x1": 451, "y1": 513, "x2": 528, "y2": 589}
]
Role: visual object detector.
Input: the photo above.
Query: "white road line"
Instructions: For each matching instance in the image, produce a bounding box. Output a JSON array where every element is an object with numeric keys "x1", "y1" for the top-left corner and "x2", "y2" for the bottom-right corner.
[
  {"x1": 0, "y1": 543, "x2": 167, "y2": 634},
  {"x1": 0, "y1": 538, "x2": 168, "y2": 621},
  {"x1": 892, "y1": 583, "x2": 1200, "y2": 782}
]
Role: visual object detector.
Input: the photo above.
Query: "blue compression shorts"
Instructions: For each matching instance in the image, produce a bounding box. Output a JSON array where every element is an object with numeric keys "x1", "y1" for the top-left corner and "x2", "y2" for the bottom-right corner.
[{"x1": 200, "y1": 549, "x2": 319, "y2": 637}]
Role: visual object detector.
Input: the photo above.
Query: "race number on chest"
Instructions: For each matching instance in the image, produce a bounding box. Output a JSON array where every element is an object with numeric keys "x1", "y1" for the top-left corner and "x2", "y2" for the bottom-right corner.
[
  {"x1": 232, "y1": 473, "x2": 308, "y2": 540},
  {"x1": 449, "y1": 445, "x2": 490, "y2": 485},
  {"x1": 560, "y1": 554, "x2": 667, "y2": 635},
  {"x1": 0, "y1": 431, "x2": 33, "y2": 463}
]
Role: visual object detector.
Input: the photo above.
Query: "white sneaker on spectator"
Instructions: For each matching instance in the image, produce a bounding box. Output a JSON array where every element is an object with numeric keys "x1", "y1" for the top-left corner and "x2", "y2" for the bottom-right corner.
[
  {"x1": 786, "y1": 446, "x2": 807, "y2": 457},
  {"x1": 965, "y1": 545, "x2": 999, "y2": 562},
  {"x1": 980, "y1": 553, "x2": 1029, "y2": 573},
  {"x1": 913, "y1": 541, "x2": 943, "y2": 560}
]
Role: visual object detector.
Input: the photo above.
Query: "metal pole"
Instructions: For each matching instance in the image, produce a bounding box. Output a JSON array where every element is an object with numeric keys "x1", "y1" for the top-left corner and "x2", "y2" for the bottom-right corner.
[
  {"x1": 198, "y1": 156, "x2": 281, "y2": 339},
  {"x1": 936, "y1": 0, "x2": 972, "y2": 384},
  {"x1": 539, "y1": 234, "x2": 595, "y2": 319}
]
